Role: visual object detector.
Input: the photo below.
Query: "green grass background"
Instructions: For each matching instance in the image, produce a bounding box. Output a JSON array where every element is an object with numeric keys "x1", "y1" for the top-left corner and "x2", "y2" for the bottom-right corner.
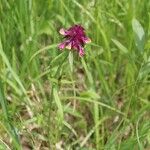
[{"x1": 0, "y1": 0, "x2": 150, "y2": 149}]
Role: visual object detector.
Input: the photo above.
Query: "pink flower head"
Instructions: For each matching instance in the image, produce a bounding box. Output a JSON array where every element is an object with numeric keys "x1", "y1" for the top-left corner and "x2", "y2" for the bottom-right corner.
[{"x1": 58, "y1": 25, "x2": 91, "y2": 57}]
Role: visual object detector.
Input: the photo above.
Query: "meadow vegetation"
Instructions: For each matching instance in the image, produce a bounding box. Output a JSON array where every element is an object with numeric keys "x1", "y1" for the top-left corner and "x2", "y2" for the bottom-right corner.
[{"x1": 0, "y1": 0, "x2": 150, "y2": 149}]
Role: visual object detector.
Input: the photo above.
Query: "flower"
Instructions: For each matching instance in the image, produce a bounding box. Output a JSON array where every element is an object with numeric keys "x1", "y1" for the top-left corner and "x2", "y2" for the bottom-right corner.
[{"x1": 58, "y1": 25, "x2": 91, "y2": 57}]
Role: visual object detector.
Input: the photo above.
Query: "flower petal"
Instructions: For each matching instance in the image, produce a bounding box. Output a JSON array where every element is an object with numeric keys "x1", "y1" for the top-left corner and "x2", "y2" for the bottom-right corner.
[
  {"x1": 58, "y1": 42, "x2": 66, "y2": 49},
  {"x1": 84, "y1": 37, "x2": 91, "y2": 44},
  {"x1": 66, "y1": 42, "x2": 72, "y2": 50},
  {"x1": 79, "y1": 46, "x2": 84, "y2": 57},
  {"x1": 59, "y1": 28, "x2": 67, "y2": 35}
]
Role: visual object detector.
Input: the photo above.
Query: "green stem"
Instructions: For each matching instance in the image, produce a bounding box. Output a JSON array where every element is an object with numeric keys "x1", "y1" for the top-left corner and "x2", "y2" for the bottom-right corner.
[{"x1": 47, "y1": 52, "x2": 68, "y2": 147}]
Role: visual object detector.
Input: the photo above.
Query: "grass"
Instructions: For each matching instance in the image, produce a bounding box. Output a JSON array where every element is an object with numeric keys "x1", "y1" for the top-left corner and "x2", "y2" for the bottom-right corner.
[{"x1": 0, "y1": 0, "x2": 150, "y2": 149}]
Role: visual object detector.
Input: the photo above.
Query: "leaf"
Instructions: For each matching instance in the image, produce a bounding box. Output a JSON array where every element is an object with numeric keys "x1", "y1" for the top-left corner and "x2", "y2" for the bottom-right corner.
[
  {"x1": 53, "y1": 87, "x2": 64, "y2": 124},
  {"x1": 63, "y1": 121, "x2": 77, "y2": 137},
  {"x1": 38, "y1": 21, "x2": 52, "y2": 35},
  {"x1": 68, "y1": 51, "x2": 73, "y2": 72},
  {"x1": 112, "y1": 39, "x2": 128, "y2": 53},
  {"x1": 50, "y1": 51, "x2": 67, "y2": 67},
  {"x1": 80, "y1": 90, "x2": 100, "y2": 99},
  {"x1": 64, "y1": 106, "x2": 83, "y2": 118},
  {"x1": 0, "y1": 81, "x2": 21, "y2": 149},
  {"x1": 81, "y1": 58, "x2": 93, "y2": 85},
  {"x1": 0, "y1": 39, "x2": 25, "y2": 96},
  {"x1": 132, "y1": 18, "x2": 145, "y2": 52},
  {"x1": 29, "y1": 44, "x2": 58, "y2": 62},
  {"x1": 138, "y1": 57, "x2": 150, "y2": 80}
]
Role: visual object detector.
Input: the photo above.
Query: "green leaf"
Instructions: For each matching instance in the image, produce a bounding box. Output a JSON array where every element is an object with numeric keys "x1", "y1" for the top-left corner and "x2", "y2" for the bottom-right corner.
[
  {"x1": 53, "y1": 87, "x2": 64, "y2": 124},
  {"x1": 132, "y1": 18, "x2": 145, "y2": 52},
  {"x1": 80, "y1": 90, "x2": 100, "y2": 99},
  {"x1": 68, "y1": 51, "x2": 73, "y2": 72},
  {"x1": 112, "y1": 39, "x2": 128, "y2": 53},
  {"x1": 138, "y1": 57, "x2": 150, "y2": 80},
  {"x1": 0, "y1": 81, "x2": 21, "y2": 149}
]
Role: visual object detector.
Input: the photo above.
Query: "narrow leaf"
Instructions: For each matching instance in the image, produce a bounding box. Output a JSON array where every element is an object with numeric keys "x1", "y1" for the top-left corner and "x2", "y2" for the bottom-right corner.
[
  {"x1": 112, "y1": 39, "x2": 128, "y2": 53},
  {"x1": 132, "y1": 18, "x2": 145, "y2": 52},
  {"x1": 53, "y1": 87, "x2": 64, "y2": 123}
]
